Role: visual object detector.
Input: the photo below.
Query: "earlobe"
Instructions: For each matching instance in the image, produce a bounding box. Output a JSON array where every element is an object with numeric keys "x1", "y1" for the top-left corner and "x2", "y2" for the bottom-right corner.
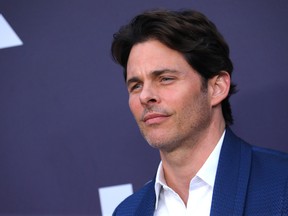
[{"x1": 210, "y1": 71, "x2": 230, "y2": 107}]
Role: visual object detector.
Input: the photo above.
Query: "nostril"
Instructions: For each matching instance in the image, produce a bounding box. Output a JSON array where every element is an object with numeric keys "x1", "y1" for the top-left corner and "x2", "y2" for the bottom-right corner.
[{"x1": 148, "y1": 98, "x2": 157, "y2": 103}]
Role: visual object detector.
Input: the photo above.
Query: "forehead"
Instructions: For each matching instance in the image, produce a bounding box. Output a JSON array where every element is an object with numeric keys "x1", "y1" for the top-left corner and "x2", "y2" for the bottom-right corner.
[{"x1": 126, "y1": 40, "x2": 192, "y2": 77}]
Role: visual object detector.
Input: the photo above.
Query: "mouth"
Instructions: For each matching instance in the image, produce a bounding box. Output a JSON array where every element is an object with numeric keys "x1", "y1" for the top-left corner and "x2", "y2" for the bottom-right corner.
[{"x1": 142, "y1": 113, "x2": 170, "y2": 125}]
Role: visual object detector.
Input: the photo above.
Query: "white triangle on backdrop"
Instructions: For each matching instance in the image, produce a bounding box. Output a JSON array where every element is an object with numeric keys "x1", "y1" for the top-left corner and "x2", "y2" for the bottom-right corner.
[
  {"x1": 0, "y1": 14, "x2": 23, "y2": 49},
  {"x1": 98, "y1": 183, "x2": 133, "y2": 216}
]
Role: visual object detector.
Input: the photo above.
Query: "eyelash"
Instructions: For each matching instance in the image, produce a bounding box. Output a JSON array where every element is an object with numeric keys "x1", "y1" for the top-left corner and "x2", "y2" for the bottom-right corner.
[
  {"x1": 130, "y1": 83, "x2": 142, "y2": 92},
  {"x1": 160, "y1": 77, "x2": 174, "y2": 82}
]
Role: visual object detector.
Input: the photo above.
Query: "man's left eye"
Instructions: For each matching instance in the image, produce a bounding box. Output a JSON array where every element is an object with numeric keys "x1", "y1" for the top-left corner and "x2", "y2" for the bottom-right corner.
[{"x1": 161, "y1": 77, "x2": 174, "y2": 82}]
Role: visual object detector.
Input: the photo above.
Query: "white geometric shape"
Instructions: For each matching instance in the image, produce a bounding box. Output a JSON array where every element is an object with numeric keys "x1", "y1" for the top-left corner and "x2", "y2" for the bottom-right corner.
[
  {"x1": 0, "y1": 14, "x2": 23, "y2": 49},
  {"x1": 99, "y1": 183, "x2": 133, "y2": 216}
]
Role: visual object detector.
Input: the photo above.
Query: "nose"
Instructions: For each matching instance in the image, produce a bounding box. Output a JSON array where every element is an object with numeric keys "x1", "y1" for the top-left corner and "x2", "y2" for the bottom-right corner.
[{"x1": 139, "y1": 84, "x2": 160, "y2": 106}]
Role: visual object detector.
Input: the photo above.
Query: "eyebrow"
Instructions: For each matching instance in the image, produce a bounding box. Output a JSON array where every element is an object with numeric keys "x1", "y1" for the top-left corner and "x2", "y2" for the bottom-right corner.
[
  {"x1": 126, "y1": 69, "x2": 179, "y2": 87},
  {"x1": 126, "y1": 77, "x2": 141, "y2": 87}
]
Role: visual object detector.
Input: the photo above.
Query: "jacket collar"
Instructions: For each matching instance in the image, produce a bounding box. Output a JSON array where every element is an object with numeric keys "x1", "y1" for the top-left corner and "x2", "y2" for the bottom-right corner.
[{"x1": 210, "y1": 127, "x2": 252, "y2": 215}]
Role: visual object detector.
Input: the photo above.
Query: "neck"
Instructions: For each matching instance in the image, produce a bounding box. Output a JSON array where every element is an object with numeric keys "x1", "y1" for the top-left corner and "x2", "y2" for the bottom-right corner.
[{"x1": 159, "y1": 118, "x2": 226, "y2": 205}]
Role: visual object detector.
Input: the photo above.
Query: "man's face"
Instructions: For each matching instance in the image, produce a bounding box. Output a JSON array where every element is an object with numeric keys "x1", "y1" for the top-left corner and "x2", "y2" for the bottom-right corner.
[{"x1": 126, "y1": 40, "x2": 212, "y2": 152}]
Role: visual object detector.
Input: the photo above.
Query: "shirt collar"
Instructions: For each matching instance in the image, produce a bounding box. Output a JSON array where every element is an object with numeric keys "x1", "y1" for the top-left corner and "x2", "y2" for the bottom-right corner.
[
  {"x1": 154, "y1": 130, "x2": 226, "y2": 209},
  {"x1": 196, "y1": 130, "x2": 225, "y2": 187}
]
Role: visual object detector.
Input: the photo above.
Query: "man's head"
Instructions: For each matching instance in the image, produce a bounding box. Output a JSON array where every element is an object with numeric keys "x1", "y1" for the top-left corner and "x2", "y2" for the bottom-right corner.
[{"x1": 111, "y1": 9, "x2": 236, "y2": 126}]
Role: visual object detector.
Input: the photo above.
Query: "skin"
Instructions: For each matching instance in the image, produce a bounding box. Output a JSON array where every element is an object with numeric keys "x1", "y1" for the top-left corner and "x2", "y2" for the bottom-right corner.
[{"x1": 126, "y1": 39, "x2": 230, "y2": 205}]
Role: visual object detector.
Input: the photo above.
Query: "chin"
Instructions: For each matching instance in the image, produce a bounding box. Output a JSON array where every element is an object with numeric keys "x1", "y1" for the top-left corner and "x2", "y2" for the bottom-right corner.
[
  {"x1": 145, "y1": 135, "x2": 166, "y2": 148},
  {"x1": 146, "y1": 136, "x2": 180, "y2": 152}
]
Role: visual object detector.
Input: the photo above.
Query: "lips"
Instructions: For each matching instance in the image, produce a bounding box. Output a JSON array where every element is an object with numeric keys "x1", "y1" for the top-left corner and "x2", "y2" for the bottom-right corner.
[{"x1": 142, "y1": 113, "x2": 170, "y2": 125}]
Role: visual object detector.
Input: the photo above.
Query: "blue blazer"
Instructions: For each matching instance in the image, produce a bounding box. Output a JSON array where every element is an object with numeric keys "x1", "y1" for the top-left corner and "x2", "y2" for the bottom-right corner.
[{"x1": 113, "y1": 128, "x2": 288, "y2": 215}]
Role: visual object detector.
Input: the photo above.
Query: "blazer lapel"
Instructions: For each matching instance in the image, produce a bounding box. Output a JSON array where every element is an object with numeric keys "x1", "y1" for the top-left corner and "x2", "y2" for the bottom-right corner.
[
  {"x1": 135, "y1": 180, "x2": 156, "y2": 216},
  {"x1": 210, "y1": 128, "x2": 252, "y2": 216}
]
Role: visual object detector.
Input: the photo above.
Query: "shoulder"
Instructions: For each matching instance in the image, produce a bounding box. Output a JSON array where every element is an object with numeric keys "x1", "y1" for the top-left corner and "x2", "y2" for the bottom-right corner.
[
  {"x1": 245, "y1": 146, "x2": 288, "y2": 214},
  {"x1": 230, "y1": 128, "x2": 288, "y2": 179},
  {"x1": 224, "y1": 129, "x2": 288, "y2": 213},
  {"x1": 224, "y1": 128, "x2": 288, "y2": 191},
  {"x1": 225, "y1": 128, "x2": 288, "y2": 168},
  {"x1": 249, "y1": 145, "x2": 288, "y2": 185},
  {"x1": 251, "y1": 145, "x2": 288, "y2": 169},
  {"x1": 113, "y1": 180, "x2": 155, "y2": 215}
]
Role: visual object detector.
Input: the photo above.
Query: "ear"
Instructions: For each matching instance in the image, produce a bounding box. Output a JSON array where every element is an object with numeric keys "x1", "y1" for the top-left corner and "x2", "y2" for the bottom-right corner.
[{"x1": 208, "y1": 71, "x2": 231, "y2": 107}]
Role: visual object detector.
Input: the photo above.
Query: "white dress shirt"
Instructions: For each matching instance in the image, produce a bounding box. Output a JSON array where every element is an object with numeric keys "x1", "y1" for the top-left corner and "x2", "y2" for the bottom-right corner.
[{"x1": 154, "y1": 131, "x2": 225, "y2": 216}]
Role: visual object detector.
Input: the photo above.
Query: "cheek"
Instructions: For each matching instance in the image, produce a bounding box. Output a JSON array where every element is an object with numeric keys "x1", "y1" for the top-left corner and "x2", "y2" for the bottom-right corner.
[{"x1": 128, "y1": 96, "x2": 141, "y2": 116}]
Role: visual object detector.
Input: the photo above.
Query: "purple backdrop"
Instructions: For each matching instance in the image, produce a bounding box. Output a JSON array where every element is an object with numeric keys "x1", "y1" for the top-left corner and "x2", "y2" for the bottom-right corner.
[{"x1": 0, "y1": 0, "x2": 287, "y2": 215}]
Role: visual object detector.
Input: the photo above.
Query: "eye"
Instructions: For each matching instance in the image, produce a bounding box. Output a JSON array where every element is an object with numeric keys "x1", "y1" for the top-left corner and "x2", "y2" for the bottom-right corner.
[
  {"x1": 160, "y1": 77, "x2": 174, "y2": 83},
  {"x1": 129, "y1": 83, "x2": 142, "y2": 92}
]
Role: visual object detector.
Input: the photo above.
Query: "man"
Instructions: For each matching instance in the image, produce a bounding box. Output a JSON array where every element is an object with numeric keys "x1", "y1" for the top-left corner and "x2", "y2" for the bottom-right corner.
[{"x1": 111, "y1": 9, "x2": 288, "y2": 215}]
